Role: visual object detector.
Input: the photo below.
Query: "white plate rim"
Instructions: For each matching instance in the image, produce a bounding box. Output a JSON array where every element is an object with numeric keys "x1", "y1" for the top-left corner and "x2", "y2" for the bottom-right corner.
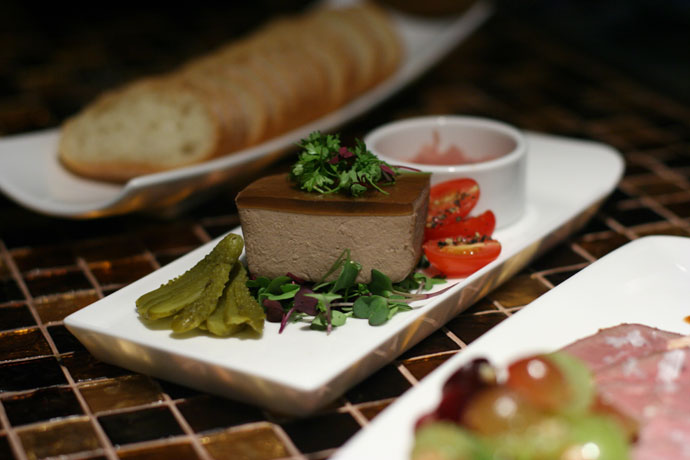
[{"x1": 332, "y1": 234, "x2": 690, "y2": 459}]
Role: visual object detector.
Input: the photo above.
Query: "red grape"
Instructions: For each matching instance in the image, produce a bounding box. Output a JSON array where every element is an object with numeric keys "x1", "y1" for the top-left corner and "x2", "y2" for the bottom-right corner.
[
  {"x1": 462, "y1": 386, "x2": 546, "y2": 435},
  {"x1": 434, "y1": 358, "x2": 496, "y2": 423},
  {"x1": 506, "y1": 354, "x2": 570, "y2": 411}
]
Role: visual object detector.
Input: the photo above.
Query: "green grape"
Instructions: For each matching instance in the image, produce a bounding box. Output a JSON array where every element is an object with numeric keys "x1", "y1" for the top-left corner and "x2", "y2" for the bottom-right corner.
[
  {"x1": 492, "y1": 414, "x2": 631, "y2": 460},
  {"x1": 559, "y1": 415, "x2": 631, "y2": 460},
  {"x1": 492, "y1": 416, "x2": 572, "y2": 460},
  {"x1": 590, "y1": 397, "x2": 638, "y2": 441},
  {"x1": 545, "y1": 351, "x2": 595, "y2": 414},
  {"x1": 411, "y1": 421, "x2": 493, "y2": 460}
]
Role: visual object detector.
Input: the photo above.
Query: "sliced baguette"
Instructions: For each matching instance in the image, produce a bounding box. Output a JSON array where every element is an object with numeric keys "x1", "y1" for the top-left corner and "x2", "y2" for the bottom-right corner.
[
  {"x1": 59, "y1": 79, "x2": 223, "y2": 181},
  {"x1": 59, "y1": 3, "x2": 403, "y2": 182}
]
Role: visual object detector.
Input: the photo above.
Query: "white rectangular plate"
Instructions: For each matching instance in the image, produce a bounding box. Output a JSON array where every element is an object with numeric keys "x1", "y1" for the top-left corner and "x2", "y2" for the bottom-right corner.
[
  {"x1": 64, "y1": 132, "x2": 624, "y2": 415},
  {"x1": 332, "y1": 235, "x2": 690, "y2": 459},
  {"x1": 0, "y1": 0, "x2": 492, "y2": 218}
]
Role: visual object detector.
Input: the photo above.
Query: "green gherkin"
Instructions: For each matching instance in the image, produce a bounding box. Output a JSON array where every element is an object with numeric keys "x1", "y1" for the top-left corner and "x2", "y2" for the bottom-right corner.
[
  {"x1": 207, "y1": 264, "x2": 265, "y2": 336},
  {"x1": 171, "y1": 262, "x2": 233, "y2": 333},
  {"x1": 135, "y1": 233, "x2": 244, "y2": 325}
]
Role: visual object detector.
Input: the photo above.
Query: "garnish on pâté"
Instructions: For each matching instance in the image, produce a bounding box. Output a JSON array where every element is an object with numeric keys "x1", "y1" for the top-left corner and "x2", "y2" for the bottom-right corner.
[{"x1": 289, "y1": 131, "x2": 397, "y2": 196}]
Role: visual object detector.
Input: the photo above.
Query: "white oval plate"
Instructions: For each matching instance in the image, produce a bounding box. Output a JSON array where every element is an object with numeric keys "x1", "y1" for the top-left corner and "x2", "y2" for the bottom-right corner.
[
  {"x1": 64, "y1": 132, "x2": 623, "y2": 415},
  {"x1": 0, "y1": 0, "x2": 493, "y2": 218},
  {"x1": 332, "y1": 234, "x2": 690, "y2": 459}
]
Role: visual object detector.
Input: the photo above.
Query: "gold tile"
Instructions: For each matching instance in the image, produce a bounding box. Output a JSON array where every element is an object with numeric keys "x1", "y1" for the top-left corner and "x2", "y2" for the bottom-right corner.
[
  {"x1": 463, "y1": 298, "x2": 498, "y2": 315},
  {"x1": 403, "y1": 354, "x2": 456, "y2": 381},
  {"x1": 634, "y1": 222, "x2": 690, "y2": 238},
  {"x1": 0, "y1": 327, "x2": 52, "y2": 361},
  {"x1": 576, "y1": 233, "x2": 630, "y2": 259},
  {"x1": 79, "y1": 375, "x2": 163, "y2": 413},
  {"x1": 34, "y1": 291, "x2": 100, "y2": 323},
  {"x1": 487, "y1": 274, "x2": 549, "y2": 308},
  {"x1": 118, "y1": 441, "x2": 200, "y2": 460},
  {"x1": 358, "y1": 401, "x2": 392, "y2": 422},
  {"x1": 17, "y1": 416, "x2": 100, "y2": 460},
  {"x1": 202, "y1": 424, "x2": 289, "y2": 460}
]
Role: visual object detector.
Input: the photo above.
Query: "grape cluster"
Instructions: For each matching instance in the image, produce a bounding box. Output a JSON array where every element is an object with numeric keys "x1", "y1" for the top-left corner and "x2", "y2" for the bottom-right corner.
[{"x1": 412, "y1": 353, "x2": 635, "y2": 460}]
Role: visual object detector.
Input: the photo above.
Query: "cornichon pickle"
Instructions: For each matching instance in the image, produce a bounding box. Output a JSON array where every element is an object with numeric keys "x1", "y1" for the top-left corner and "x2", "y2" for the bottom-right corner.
[
  {"x1": 136, "y1": 233, "x2": 244, "y2": 322},
  {"x1": 206, "y1": 266, "x2": 243, "y2": 337},
  {"x1": 171, "y1": 262, "x2": 232, "y2": 333},
  {"x1": 226, "y1": 267, "x2": 264, "y2": 333},
  {"x1": 206, "y1": 264, "x2": 265, "y2": 336}
]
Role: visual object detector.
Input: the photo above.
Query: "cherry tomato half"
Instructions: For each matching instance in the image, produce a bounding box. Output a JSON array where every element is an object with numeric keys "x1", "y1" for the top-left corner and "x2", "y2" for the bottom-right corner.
[
  {"x1": 426, "y1": 178, "x2": 480, "y2": 228},
  {"x1": 423, "y1": 236, "x2": 501, "y2": 277},
  {"x1": 425, "y1": 210, "x2": 496, "y2": 242}
]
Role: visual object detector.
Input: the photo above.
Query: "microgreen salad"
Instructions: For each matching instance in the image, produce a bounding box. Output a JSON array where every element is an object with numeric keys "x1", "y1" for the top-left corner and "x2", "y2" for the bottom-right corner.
[{"x1": 248, "y1": 249, "x2": 450, "y2": 334}]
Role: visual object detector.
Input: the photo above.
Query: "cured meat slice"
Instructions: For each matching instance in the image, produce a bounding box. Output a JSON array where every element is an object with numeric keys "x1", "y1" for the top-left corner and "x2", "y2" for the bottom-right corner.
[
  {"x1": 633, "y1": 410, "x2": 690, "y2": 460},
  {"x1": 562, "y1": 323, "x2": 682, "y2": 372},
  {"x1": 595, "y1": 348, "x2": 690, "y2": 420},
  {"x1": 561, "y1": 324, "x2": 690, "y2": 459}
]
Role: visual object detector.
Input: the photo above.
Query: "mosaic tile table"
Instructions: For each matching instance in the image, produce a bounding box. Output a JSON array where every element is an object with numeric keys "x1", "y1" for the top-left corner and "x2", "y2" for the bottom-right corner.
[{"x1": 2, "y1": 2, "x2": 690, "y2": 459}]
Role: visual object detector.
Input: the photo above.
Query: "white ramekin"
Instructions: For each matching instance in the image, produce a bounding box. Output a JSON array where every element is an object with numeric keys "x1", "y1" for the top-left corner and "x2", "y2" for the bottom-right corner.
[{"x1": 365, "y1": 115, "x2": 527, "y2": 229}]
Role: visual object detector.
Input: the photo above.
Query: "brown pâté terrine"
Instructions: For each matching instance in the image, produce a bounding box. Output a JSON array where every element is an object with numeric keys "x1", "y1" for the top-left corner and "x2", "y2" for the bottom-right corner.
[{"x1": 236, "y1": 172, "x2": 430, "y2": 283}]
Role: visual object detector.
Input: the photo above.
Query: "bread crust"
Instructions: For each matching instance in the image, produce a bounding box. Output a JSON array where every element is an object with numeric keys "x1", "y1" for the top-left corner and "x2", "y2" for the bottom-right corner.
[{"x1": 58, "y1": 3, "x2": 403, "y2": 182}]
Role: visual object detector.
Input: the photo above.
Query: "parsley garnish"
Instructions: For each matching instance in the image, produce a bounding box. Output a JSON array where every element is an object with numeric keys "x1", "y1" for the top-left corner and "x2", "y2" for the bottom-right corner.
[{"x1": 290, "y1": 131, "x2": 397, "y2": 197}]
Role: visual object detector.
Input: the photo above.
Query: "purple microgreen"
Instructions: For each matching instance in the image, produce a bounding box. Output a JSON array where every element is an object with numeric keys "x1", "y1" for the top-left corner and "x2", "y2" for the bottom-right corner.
[
  {"x1": 305, "y1": 292, "x2": 342, "y2": 335},
  {"x1": 380, "y1": 164, "x2": 396, "y2": 182},
  {"x1": 294, "y1": 287, "x2": 318, "y2": 315},
  {"x1": 339, "y1": 146, "x2": 354, "y2": 159},
  {"x1": 311, "y1": 310, "x2": 347, "y2": 331},
  {"x1": 263, "y1": 299, "x2": 284, "y2": 323},
  {"x1": 279, "y1": 305, "x2": 296, "y2": 333},
  {"x1": 381, "y1": 163, "x2": 395, "y2": 175},
  {"x1": 392, "y1": 282, "x2": 458, "y2": 303},
  {"x1": 369, "y1": 268, "x2": 455, "y2": 302}
]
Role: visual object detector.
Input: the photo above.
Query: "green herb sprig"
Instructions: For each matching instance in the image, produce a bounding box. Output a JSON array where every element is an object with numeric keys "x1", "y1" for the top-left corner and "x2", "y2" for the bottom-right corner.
[
  {"x1": 247, "y1": 250, "x2": 450, "y2": 334},
  {"x1": 290, "y1": 131, "x2": 397, "y2": 197}
]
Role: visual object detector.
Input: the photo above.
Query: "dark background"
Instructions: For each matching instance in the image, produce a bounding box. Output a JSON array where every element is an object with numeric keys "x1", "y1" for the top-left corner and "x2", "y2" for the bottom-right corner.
[{"x1": 0, "y1": 0, "x2": 688, "y2": 137}]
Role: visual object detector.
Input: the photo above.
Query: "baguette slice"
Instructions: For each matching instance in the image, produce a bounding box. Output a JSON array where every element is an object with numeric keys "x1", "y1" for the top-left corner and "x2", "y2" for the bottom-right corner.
[
  {"x1": 58, "y1": 3, "x2": 403, "y2": 182},
  {"x1": 59, "y1": 79, "x2": 223, "y2": 181}
]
